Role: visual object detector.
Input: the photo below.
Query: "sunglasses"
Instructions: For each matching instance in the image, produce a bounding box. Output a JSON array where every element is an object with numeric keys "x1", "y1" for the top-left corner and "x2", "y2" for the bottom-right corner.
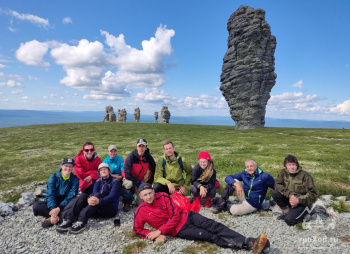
[{"x1": 84, "y1": 148, "x2": 95, "y2": 152}]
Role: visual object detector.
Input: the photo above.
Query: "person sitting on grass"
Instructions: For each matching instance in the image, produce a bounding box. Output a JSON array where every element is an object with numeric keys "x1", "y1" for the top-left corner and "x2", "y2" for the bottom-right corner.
[
  {"x1": 74, "y1": 142, "x2": 102, "y2": 195},
  {"x1": 213, "y1": 159, "x2": 275, "y2": 215},
  {"x1": 190, "y1": 151, "x2": 217, "y2": 208},
  {"x1": 56, "y1": 163, "x2": 121, "y2": 234},
  {"x1": 272, "y1": 154, "x2": 317, "y2": 226},
  {"x1": 133, "y1": 183, "x2": 270, "y2": 254},
  {"x1": 33, "y1": 158, "x2": 79, "y2": 228},
  {"x1": 153, "y1": 141, "x2": 192, "y2": 195}
]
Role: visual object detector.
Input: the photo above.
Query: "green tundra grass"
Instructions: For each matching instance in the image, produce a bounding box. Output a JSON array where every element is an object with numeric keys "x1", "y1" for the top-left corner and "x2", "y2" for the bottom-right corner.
[{"x1": 0, "y1": 122, "x2": 349, "y2": 200}]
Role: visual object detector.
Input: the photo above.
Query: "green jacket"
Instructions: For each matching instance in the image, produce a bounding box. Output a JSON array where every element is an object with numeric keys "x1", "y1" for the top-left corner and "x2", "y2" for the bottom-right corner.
[
  {"x1": 154, "y1": 152, "x2": 192, "y2": 189},
  {"x1": 275, "y1": 166, "x2": 317, "y2": 206}
]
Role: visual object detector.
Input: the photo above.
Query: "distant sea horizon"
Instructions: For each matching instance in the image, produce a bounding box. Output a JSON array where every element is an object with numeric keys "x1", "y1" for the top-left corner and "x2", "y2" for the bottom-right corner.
[{"x1": 0, "y1": 109, "x2": 350, "y2": 129}]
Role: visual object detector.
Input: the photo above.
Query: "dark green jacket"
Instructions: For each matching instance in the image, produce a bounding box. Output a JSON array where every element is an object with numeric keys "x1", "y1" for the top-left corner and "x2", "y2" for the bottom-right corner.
[
  {"x1": 154, "y1": 152, "x2": 192, "y2": 189},
  {"x1": 275, "y1": 166, "x2": 317, "y2": 206}
]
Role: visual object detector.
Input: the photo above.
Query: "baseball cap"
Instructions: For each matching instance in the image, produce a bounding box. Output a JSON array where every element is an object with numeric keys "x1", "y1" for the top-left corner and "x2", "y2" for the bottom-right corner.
[
  {"x1": 108, "y1": 145, "x2": 117, "y2": 151},
  {"x1": 136, "y1": 138, "x2": 147, "y2": 147},
  {"x1": 97, "y1": 163, "x2": 111, "y2": 177},
  {"x1": 62, "y1": 158, "x2": 75, "y2": 165},
  {"x1": 138, "y1": 182, "x2": 153, "y2": 193}
]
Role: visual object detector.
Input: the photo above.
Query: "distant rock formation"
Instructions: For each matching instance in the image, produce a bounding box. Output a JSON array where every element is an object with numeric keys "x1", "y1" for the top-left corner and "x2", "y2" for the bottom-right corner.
[
  {"x1": 220, "y1": 5, "x2": 277, "y2": 130},
  {"x1": 154, "y1": 112, "x2": 158, "y2": 123},
  {"x1": 133, "y1": 107, "x2": 140, "y2": 122},
  {"x1": 116, "y1": 109, "x2": 127, "y2": 122},
  {"x1": 160, "y1": 106, "x2": 171, "y2": 123},
  {"x1": 103, "y1": 105, "x2": 116, "y2": 122}
]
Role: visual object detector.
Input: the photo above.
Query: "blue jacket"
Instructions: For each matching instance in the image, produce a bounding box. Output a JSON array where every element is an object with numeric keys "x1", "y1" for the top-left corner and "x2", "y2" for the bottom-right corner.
[
  {"x1": 225, "y1": 167, "x2": 275, "y2": 209},
  {"x1": 91, "y1": 175, "x2": 121, "y2": 211},
  {"x1": 103, "y1": 155, "x2": 124, "y2": 176},
  {"x1": 45, "y1": 168, "x2": 79, "y2": 211}
]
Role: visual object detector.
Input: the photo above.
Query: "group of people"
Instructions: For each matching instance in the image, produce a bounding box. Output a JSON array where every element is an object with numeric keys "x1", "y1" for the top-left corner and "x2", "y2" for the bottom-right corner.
[{"x1": 32, "y1": 139, "x2": 318, "y2": 253}]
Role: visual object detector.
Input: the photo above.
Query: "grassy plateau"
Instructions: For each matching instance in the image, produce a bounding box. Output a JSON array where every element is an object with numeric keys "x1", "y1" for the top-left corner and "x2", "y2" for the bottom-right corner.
[{"x1": 0, "y1": 122, "x2": 349, "y2": 201}]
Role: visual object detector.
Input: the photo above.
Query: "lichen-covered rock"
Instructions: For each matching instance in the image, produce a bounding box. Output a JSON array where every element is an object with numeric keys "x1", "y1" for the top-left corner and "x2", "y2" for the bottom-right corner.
[
  {"x1": 220, "y1": 5, "x2": 277, "y2": 130},
  {"x1": 103, "y1": 105, "x2": 116, "y2": 122},
  {"x1": 154, "y1": 112, "x2": 158, "y2": 123},
  {"x1": 0, "y1": 201, "x2": 14, "y2": 216},
  {"x1": 17, "y1": 192, "x2": 35, "y2": 208},
  {"x1": 116, "y1": 109, "x2": 127, "y2": 122},
  {"x1": 133, "y1": 107, "x2": 140, "y2": 122},
  {"x1": 160, "y1": 106, "x2": 171, "y2": 123}
]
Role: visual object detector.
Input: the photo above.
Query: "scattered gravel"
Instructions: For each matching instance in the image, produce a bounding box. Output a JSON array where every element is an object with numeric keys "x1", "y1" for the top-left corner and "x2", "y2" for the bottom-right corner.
[{"x1": 1, "y1": 199, "x2": 350, "y2": 254}]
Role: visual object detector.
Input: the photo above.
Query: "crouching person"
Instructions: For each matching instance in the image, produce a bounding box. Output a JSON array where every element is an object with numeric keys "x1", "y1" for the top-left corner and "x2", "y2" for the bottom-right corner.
[
  {"x1": 133, "y1": 183, "x2": 270, "y2": 254},
  {"x1": 213, "y1": 159, "x2": 275, "y2": 215},
  {"x1": 56, "y1": 163, "x2": 121, "y2": 234},
  {"x1": 272, "y1": 154, "x2": 317, "y2": 226},
  {"x1": 33, "y1": 158, "x2": 79, "y2": 228}
]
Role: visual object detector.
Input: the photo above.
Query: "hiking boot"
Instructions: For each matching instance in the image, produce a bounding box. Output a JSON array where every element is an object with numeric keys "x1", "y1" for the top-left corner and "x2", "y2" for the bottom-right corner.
[
  {"x1": 247, "y1": 234, "x2": 270, "y2": 254},
  {"x1": 41, "y1": 217, "x2": 53, "y2": 228},
  {"x1": 277, "y1": 213, "x2": 286, "y2": 220},
  {"x1": 68, "y1": 221, "x2": 86, "y2": 234},
  {"x1": 205, "y1": 197, "x2": 212, "y2": 208},
  {"x1": 123, "y1": 200, "x2": 132, "y2": 212},
  {"x1": 212, "y1": 198, "x2": 227, "y2": 214},
  {"x1": 56, "y1": 219, "x2": 72, "y2": 233}
]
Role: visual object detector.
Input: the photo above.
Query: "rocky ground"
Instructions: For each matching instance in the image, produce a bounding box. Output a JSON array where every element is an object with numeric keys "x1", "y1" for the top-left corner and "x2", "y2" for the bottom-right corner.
[{"x1": 1, "y1": 186, "x2": 350, "y2": 254}]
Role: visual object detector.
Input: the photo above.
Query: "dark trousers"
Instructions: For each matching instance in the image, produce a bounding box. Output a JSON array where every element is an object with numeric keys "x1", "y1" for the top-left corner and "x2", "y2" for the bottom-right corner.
[
  {"x1": 61, "y1": 193, "x2": 116, "y2": 224},
  {"x1": 271, "y1": 190, "x2": 309, "y2": 226},
  {"x1": 153, "y1": 182, "x2": 174, "y2": 195},
  {"x1": 190, "y1": 185, "x2": 216, "y2": 199},
  {"x1": 33, "y1": 196, "x2": 66, "y2": 220},
  {"x1": 176, "y1": 211, "x2": 245, "y2": 249}
]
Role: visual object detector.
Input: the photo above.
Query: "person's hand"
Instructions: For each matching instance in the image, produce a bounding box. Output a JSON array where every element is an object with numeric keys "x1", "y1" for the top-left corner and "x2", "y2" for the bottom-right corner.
[
  {"x1": 199, "y1": 186, "x2": 207, "y2": 198},
  {"x1": 289, "y1": 195, "x2": 299, "y2": 208},
  {"x1": 154, "y1": 234, "x2": 167, "y2": 243},
  {"x1": 233, "y1": 182, "x2": 244, "y2": 197},
  {"x1": 84, "y1": 175, "x2": 92, "y2": 182},
  {"x1": 49, "y1": 207, "x2": 60, "y2": 217},
  {"x1": 50, "y1": 216, "x2": 60, "y2": 225},
  {"x1": 167, "y1": 182, "x2": 175, "y2": 194},
  {"x1": 178, "y1": 186, "x2": 186, "y2": 195},
  {"x1": 88, "y1": 196, "x2": 99, "y2": 206},
  {"x1": 146, "y1": 230, "x2": 161, "y2": 240}
]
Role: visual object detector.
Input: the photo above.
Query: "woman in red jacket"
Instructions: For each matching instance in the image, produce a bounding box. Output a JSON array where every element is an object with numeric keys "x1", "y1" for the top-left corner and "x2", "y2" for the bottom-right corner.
[{"x1": 74, "y1": 142, "x2": 102, "y2": 194}]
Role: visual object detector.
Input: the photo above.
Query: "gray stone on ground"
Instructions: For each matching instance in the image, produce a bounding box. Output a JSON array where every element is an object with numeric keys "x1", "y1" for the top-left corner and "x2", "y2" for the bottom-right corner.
[
  {"x1": 160, "y1": 106, "x2": 171, "y2": 123},
  {"x1": 220, "y1": 5, "x2": 277, "y2": 130},
  {"x1": 103, "y1": 105, "x2": 116, "y2": 122},
  {"x1": 17, "y1": 192, "x2": 35, "y2": 208},
  {"x1": 0, "y1": 201, "x2": 14, "y2": 216},
  {"x1": 133, "y1": 107, "x2": 140, "y2": 122}
]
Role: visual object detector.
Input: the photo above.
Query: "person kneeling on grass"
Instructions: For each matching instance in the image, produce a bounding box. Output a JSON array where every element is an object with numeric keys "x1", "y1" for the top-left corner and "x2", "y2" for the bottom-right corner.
[
  {"x1": 272, "y1": 154, "x2": 317, "y2": 226},
  {"x1": 33, "y1": 158, "x2": 79, "y2": 228},
  {"x1": 56, "y1": 163, "x2": 121, "y2": 234},
  {"x1": 133, "y1": 183, "x2": 270, "y2": 254},
  {"x1": 213, "y1": 159, "x2": 275, "y2": 215}
]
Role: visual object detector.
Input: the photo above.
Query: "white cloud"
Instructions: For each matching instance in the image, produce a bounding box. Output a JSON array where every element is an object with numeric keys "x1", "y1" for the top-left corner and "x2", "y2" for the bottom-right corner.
[
  {"x1": 0, "y1": 72, "x2": 24, "y2": 81},
  {"x1": 21, "y1": 96, "x2": 29, "y2": 100},
  {"x1": 0, "y1": 98, "x2": 9, "y2": 102},
  {"x1": 0, "y1": 63, "x2": 6, "y2": 68},
  {"x1": 291, "y1": 80, "x2": 304, "y2": 89},
  {"x1": 8, "y1": 26, "x2": 16, "y2": 32},
  {"x1": 16, "y1": 40, "x2": 50, "y2": 66},
  {"x1": 0, "y1": 80, "x2": 21, "y2": 87},
  {"x1": 8, "y1": 9, "x2": 49, "y2": 28},
  {"x1": 62, "y1": 17, "x2": 72, "y2": 24},
  {"x1": 135, "y1": 88, "x2": 171, "y2": 102},
  {"x1": 0, "y1": 91, "x2": 3, "y2": 95},
  {"x1": 28, "y1": 75, "x2": 39, "y2": 81},
  {"x1": 330, "y1": 100, "x2": 350, "y2": 115},
  {"x1": 268, "y1": 92, "x2": 324, "y2": 112},
  {"x1": 83, "y1": 93, "x2": 124, "y2": 101},
  {"x1": 11, "y1": 89, "x2": 23, "y2": 94}
]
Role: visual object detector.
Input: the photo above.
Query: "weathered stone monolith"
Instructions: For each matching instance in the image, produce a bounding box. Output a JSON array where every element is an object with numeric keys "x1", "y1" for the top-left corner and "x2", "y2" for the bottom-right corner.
[
  {"x1": 154, "y1": 112, "x2": 158, "y2": 123},
  {"x1": 133, "y1": 107, "x2": 140, "y2": 122},
  {"x1": 103, "y1": 105, "x2": 116, "y2": 122},
  {"x1": 116, "y1": 109, "x2": 127, "y2": 122},
  {"x1": 220, "y1": 5, "x2": 277, "y2": 129},
  {"x1": 160, "y1": 106, "x2": 171, "y2": 123}
]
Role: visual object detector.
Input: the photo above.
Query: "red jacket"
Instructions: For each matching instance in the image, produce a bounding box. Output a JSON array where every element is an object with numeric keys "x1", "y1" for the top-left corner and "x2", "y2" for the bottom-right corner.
[
  {"x1": 74, "y1": 151, "x2": 102, "y2": 192},
  {"x1": 133, "y1": 192, "x2": 189, "y2": 238},
  {"x1": 123, "y1": 148, "x2": 156, "y2": 186}
]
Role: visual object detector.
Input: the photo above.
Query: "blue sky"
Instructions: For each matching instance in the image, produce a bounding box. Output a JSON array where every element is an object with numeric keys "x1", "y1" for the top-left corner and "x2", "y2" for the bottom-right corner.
[{"x1": 0, "y1": 0, "x2": 349, "y2": 121}]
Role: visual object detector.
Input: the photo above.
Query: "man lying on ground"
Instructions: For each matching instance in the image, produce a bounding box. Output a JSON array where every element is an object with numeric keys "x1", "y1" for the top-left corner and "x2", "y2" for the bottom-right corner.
[{"x1": 133, "y1": 183, "x2": 270, "y2": 254}]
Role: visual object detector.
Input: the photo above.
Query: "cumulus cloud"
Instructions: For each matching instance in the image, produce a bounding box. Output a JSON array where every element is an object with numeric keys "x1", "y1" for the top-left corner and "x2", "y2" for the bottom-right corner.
[
  {"x1": 83, "y1": 93, "x2": 124, "y2": 101},
  {"x1": 16, "y1": 40, "x2": 50, "y2": 66},
  {"x1": 3, "y1": 9, "x2": 49, "y2": 28},
  {"x1": 28, "y1": 75, "x2": 39, "y2": 81},
  {"x1": 0, "y1": 98, "x2": 9, "y2": 102},
  {"x1": 62, "y1": 17, "x2": 72, "y2": 24},
  {"x1": 11, "y1": 89, "x2": 23, "y2": 94},
  {"x1": 330, "y1": 100, "x2": 350, "y2": 115},
  {"x1": 291, "y1": 80, "x2": 304, "y2": 89},
  {"x1": 0, "y1": 63, "x2": 6, "y2": 68},
  {"x1": 135, "y1": 88, "x2": 171, "y2": 102},
  {"x1": 0, "y1": 80, "x2": 21, "y2": 87},
  {"x1": 21, "y1": 96, "x2": 30, "y2": 100}
]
